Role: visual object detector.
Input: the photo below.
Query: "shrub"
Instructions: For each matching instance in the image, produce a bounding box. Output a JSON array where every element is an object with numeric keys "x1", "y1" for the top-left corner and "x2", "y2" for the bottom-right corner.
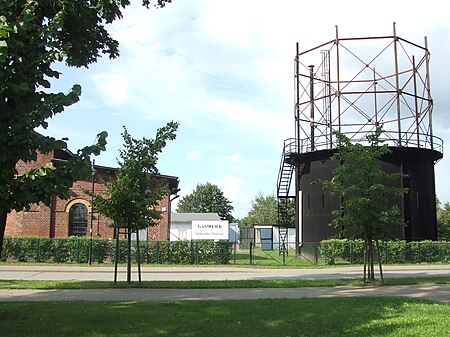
[
  {"x1": 1, "y1": 237, "x2": 233, "y2": 265},
  {"x1": 320, "y1": 239, "x2": 344, "y2": 264},
  {"x1": 380, "y1": 241, "x2": 408, "y2": 264},
  {"x1": 319, "y1": 239, "x2": 450, "y2": 265}
]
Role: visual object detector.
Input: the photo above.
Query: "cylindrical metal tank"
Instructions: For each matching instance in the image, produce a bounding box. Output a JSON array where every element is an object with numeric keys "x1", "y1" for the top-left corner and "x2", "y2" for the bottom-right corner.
[{"x1": 295, "y1": 147, "x2": 442, "y2": 243}]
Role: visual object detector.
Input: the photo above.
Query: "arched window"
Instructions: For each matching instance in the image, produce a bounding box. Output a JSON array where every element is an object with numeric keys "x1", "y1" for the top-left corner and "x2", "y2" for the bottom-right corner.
[{"x1": 69, "y1": 203, "x2": 88, "y2": 236}]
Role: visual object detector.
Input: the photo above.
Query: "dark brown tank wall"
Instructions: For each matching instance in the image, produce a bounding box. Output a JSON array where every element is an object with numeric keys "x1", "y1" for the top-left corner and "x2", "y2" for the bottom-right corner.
[
  {"x1": 297, "y1": 150, "x2": 341, "y2": 243},
  {"x1": 296, "y1": 147, "x2": 441, "y2": 243},
  {"x1": 383, "y1": 147, "x2": 441, "y2": 241}
]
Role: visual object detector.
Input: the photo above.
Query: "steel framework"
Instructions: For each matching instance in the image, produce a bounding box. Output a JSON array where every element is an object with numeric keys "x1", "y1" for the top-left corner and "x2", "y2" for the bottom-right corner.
[
  {"x1": 277, "y1": 24, "x2": 444, "y2": 250},
  {"x1": 297, "y1": 23, "x2": 443, "y2": 153}
]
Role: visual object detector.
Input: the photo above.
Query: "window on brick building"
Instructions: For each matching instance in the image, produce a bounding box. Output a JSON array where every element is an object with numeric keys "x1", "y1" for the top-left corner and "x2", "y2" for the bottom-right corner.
[{"x1": 69, "y1": 203, "x2": 88, "y2": 236}]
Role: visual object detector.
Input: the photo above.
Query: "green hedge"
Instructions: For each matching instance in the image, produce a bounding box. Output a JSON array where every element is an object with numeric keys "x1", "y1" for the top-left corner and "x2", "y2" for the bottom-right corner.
[
  {"x1": 319, "y1": 239, "x2": 450, "y2": 265},
  {"x1": 1, "y1": 237, "x2": 233, "y2": 265}
]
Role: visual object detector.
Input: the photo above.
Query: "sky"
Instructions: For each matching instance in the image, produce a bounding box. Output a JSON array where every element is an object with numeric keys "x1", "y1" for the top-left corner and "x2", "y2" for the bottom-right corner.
[{"x1": 42, "y1": 0, "x2": 450, "y2": 219}]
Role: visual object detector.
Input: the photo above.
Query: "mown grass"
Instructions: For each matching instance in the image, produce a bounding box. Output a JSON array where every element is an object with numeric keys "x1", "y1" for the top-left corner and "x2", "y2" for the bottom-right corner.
[
  {"x1": 1, "y1": 276, "x2": 450, "y2": 290},
  {"x1": 0, "y1": 297, "x2": 449, "y2": 337}
]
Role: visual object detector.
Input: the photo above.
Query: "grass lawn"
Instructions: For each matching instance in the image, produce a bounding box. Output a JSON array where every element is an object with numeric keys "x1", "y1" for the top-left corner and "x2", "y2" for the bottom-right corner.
[{"x1": 1, "y1": 297, "x2": 449, "y2": 337}]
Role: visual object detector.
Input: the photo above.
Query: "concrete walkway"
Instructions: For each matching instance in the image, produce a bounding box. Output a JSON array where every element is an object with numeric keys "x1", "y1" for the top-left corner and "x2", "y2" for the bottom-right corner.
[
  {"x1": 1, "y1": 284, "x2": 450, "y2": 304},
  {"x1": 1, "y1": 265, "x2": 449, "y2": 304}
]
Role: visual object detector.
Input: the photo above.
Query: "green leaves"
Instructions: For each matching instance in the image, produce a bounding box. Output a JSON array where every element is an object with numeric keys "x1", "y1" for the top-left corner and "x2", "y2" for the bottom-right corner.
[
  {"x1": 241, "y1": 192, "x2": 278, "y2": 227},
  {"x1": 317, "y1": 127, "x2": 406, "y2": 240},
  {"x1": 437, "y1": 200, "x2": 450, "y2": 241},
  {"x1": 142, "y1": 0, "x2": 172, "y2": 8},
  {"x1": 177, "y1": 182, "x2": 235, "y2": 222},
  {"x1": 93, "y1": 122, "x2": 178, "y2": 230}
]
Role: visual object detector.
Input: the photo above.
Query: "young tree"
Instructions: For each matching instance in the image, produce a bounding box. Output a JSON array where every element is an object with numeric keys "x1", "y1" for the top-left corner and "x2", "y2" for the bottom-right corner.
[
  {"x1": 317, "y1": 127, "x2": 406, "y2": 282},
  {"x1": 437, "y1": 199, "x2": 450, "y2": 241},
  {"x1": 92, "y1": 122, "x2": 178, "y2": 283},
  {"x1": 0, "y1": 0, "x2": 171, "y2": 257},
  {"x1": 241, "y1": 192, "x2": 277, "y2": 227},
  {"x1": 177, "y1": 182, "x2": 235, "y2": 222}
]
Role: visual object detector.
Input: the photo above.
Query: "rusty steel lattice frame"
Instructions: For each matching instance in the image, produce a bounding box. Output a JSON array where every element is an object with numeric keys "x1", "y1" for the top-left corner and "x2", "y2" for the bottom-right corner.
[
  {"x1": 277, "y1": 24, "x2": 445, "y2": 253},
  {"x1": 289, "y1": 23, "x2": 443, "y2": 157}
]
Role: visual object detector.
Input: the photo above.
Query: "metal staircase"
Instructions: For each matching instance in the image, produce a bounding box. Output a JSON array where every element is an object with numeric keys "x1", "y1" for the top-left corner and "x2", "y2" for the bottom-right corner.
[
  {"x1": 277, "y1": 139, "x2": 297, "y2": 229},
  {"x1": 277, "y1": 139, "x2": 296, "y2": 198},
  {"x1": 278, "y1": 226, "x2": 288, "y2": 255},
  {"x1": 277, "y1": 197, "x2": 293, "y2": 227}
]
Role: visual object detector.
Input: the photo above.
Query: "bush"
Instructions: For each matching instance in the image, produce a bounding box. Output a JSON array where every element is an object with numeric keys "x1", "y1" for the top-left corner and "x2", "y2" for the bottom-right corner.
[
  {"x1": 380, "y1": 241, "x2": 408, "y2": 264},
  {"x1": 1, "y1": 237, "x2": 233, "y2": 265},
  {"x1": 319, "y1": 239, "x2": 450, "y2": 265},
  {"x1": 320, "y1": 239, "x2": 364, "y2": 265}
]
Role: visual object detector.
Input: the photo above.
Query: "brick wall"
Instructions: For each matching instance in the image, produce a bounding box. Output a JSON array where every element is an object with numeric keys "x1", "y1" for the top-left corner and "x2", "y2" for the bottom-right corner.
[{"x1": 6, "y1": 151, "x2": 177, "y2": 240}]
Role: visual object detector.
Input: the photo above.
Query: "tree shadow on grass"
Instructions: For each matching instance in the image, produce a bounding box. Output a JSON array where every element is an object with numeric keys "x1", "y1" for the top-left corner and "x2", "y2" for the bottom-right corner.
[{"x1": 1, "y1": 297, "x2": 449, "y2": 337}]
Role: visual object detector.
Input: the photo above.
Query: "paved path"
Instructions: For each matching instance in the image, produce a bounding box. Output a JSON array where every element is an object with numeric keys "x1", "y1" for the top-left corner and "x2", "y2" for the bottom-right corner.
[
  {"x1": 1, "y1": 265, "x2": 449, "y2": 281},
  {"x1": 1, "y1": 265, "x2": 449, "y2": 304},
  {"x1": 1, "y1": 284, "x2": 450, "y2": 304}
]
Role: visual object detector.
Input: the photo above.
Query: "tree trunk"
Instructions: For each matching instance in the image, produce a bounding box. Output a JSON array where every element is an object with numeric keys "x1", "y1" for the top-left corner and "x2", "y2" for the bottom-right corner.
[
  {"x1": 127, "y1": 228, "x2": 131, "y2": 283},
  {"x1": 368, "y1": 238, "x2": 375, "y2": 280},
  {"x1": 0, "y1": 212, "x2": 7, "y2": 260},
  {"x1": 363, "y1": 238, "x2": 368, "y2": 283},
  {"x1": 376, "y1": 240, "x2": 384, "y2": 285},
  {"x1": 114, "y1": 228, "x2": 119, "y2": 284},
  {"x1": 137, "y1": 232, "x2": 141, "y2": 285}
]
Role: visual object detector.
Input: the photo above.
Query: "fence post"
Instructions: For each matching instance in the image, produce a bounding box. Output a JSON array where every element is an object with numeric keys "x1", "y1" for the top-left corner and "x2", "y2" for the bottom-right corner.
[
  {"x1": 114, "y1": 229, "x2": 119, "y2": 284},
  {"x1": 145, "y1": 240, "x2": 149, "y2": 264},
  {"x1": 36, "y1": 238, "x2": 40, "y2": 263},
  {"x1": 350, "y1": 241, "x2": 354, "y2": 264},
  {"x1": 77, "y1": 237, "x2": 81, "y2": 264},
  {"x1": 249, "y1": 241, "x2": 253, "y2": 265},
  {"x1": 384, "y1": 241, "x2": 388, "y2": 264},
  {"x1": 156, "y1": 241, "x2": 160, "y2": 264},
  {"x1": 314, "y1": 242, "x2": 319, "y2": 265},
  {"x1": 195, "y1": 241, "x2": 199, "y2": 265},
  {"x1": 419, "y1": 242, "x2": 422, "y2": 263},
  {"x1": 407, "y1": 242, "x2": 411, "y2": 263}
]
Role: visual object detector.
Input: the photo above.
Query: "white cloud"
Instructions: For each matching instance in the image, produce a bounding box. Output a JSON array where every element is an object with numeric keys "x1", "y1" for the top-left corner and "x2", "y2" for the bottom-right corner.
[
  {"x1": 187, "y1": 150, "x2": 201, "y2": 161},
  {"x1": 219, "y1": 174, "x2": 241, "y2": 201},
  {"x1": 216, "y1": 174, "x2": 253, "y2": 219},
  {"x1": 92, "y1": 71, "x2": 130, "y2": 107},
  {"x1": 231, "y1": 153, "x2": 241, "y2": 163}
]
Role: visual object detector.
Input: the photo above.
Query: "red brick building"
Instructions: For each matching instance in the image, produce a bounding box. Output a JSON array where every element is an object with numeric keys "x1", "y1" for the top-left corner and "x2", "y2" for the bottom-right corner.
[{"x1": 5, "y1": 149, "x2": 179, "y2": 240}]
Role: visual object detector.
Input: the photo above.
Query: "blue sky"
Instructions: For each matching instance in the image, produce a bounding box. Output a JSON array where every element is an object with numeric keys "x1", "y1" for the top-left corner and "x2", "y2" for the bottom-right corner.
[{"x1": 42, "y1": 0, "x2": 450, "y2": 218}]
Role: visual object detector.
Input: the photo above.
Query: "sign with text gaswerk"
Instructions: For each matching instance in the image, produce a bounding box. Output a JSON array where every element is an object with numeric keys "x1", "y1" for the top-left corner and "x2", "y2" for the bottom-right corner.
[{"x1": 191, "y1": 220, "x2": 229, "y2": 240}]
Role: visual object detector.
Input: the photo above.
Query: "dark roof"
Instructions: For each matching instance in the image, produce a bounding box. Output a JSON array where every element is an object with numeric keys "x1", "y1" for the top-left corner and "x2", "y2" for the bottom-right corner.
[
  {"x1": 52, "y1": 152, "x2": 179, "y2": 194},
  {"x1": 171, "y1": 213, "x2": 221, "y2": 223}
]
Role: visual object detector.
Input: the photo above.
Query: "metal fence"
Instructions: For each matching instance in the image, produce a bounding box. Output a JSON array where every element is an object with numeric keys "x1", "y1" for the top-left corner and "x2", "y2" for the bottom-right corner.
[{"x1": 2, "y1": 237, "x2": 450, "y2": 266}]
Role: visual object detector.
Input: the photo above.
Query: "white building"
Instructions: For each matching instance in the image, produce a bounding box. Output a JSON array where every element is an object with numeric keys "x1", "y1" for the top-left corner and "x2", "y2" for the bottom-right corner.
[
  {"x1": 170, "y1": 213, "x2": 236, "y2": 242},
  {"x1": 253, "y1": 225, "x2": 296, "y2": 250}
]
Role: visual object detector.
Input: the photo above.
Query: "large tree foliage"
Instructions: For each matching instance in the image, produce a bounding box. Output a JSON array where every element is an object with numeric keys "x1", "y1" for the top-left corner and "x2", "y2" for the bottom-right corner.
[
  {"x1": 437, "y1": 199, "x2": 450, "y2": 241},
  {"x1": 317, "y1": 127, "x2": 406, "y2": 282},
  {"x1": 177, "y1": 182, "x2": 235, "y2": 222},
  {"x1": 0, "y1": 0, "x2": 171, "y2": 257},
  {"x1": 240, "y1": 192, "x2": 277, "y2": 227},
  {"x1": 92, "y1": 122, "x2": 178, "y2": 282}
]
